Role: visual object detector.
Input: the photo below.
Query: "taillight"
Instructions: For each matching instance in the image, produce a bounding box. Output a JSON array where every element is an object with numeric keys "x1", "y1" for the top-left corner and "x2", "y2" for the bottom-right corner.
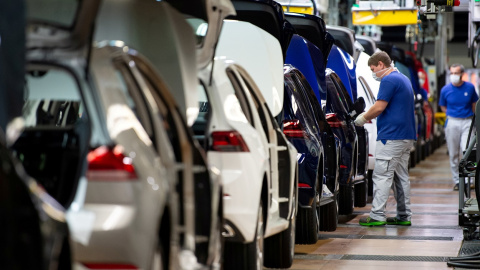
[
  {"x1": 283, "y1": 120, "x2": 306, "y2": 138},
  {"x1": 326, "y1": 113, "x2": 343, "y2": 128},
  {"x1": 298, "y1": 183, "x2": 311, "y2": 188},
  {"x1": 82, "y1": 263, "x2": 138, "y2": 270},
  {"x1": 86, "y1": 145, "x2": 138, "y2": 181},
  {"x1": 211, "y1": 131, "x2": 249, "y2": 152},
  {"x1": 369, "y1": 154, "x2": 374, "y2": 157}
]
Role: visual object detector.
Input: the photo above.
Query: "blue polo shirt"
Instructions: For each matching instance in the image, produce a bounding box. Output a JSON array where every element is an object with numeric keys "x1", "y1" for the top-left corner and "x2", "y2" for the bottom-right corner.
[
  {"x1": 439, "y1": 81, "x2": 478, "y2": 118},
  {"x1": 377, "y1": 71, "x2": 417, "y2": 141}
]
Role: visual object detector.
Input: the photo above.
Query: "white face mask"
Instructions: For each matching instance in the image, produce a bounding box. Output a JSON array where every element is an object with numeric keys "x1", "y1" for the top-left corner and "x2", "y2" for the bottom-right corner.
[
  {"x1": 450, "y1": 74, "x2": 461, "y2": 85},
  {"x1": 419, "y1": 79, "x2": 425, "y2": 86},
  {"x1": 372, "y1": 67, "x2": 391, "y2": 82}
]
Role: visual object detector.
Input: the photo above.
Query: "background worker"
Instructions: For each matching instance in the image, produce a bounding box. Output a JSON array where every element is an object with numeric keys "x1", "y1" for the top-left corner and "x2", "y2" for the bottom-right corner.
[
  {"x1": 354, "y1": 51, "x2": 417, "y2": 226},
  {"x1": 439, "y1": 64, "x2": 478, "y2": 191}
]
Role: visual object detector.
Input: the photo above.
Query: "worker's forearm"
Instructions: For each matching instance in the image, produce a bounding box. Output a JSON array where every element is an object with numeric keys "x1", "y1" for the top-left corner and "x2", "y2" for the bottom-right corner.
[
  {"x1": 440, "y1": 106, "x2": 447, "y2": 113},
  {"x1": 364, "y1": 102, "x2": 386, "y2": 120}
]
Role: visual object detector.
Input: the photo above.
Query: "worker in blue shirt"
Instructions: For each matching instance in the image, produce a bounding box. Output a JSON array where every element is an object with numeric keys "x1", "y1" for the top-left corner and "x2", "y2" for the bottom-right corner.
[
  {"x1": 354, "y1": 51, "x2": 417, "y2": 226},
  {"x1": 439, "y1": 64, "x2": 478, "y2": 191}
]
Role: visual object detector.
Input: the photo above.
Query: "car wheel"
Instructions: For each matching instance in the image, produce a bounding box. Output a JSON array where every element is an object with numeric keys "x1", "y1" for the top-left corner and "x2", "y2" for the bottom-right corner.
[
  {"x1": 338, "y1": 184, "x2": 354, "y2": 215},
  {"x1": 224, "y1": 202, "x2": 264, "y2": 270},
  {"x1": 295, "y1": 180, "x2": 319, "y2": 244},
  {"x1": 354, "y1": 180, "x2": 367, "y2": 207},
  {"x1": 264, "y1": 191, "x2": 296, "y2": 268},
  {"x1": 319, "y1": 194, "x2": 338, "y2": 232}
]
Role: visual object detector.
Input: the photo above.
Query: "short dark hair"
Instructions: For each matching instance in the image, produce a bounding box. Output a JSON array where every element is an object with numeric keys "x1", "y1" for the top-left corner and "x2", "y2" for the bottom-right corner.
[
  {"x1": 367, "y1": 51, "x2": 392, "y2": 67},
  {"x1": 450, "y1": 63, "x2": 465, "y2": 73}
]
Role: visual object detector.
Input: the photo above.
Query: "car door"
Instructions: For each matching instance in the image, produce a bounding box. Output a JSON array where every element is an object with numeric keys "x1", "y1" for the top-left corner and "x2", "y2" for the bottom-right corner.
[
  {"x1": 233, "y1": 65, "x2": 295, "y2": 221},
  {"x1": 121, "y1": 51, "x2": 220, "y2": 266}
]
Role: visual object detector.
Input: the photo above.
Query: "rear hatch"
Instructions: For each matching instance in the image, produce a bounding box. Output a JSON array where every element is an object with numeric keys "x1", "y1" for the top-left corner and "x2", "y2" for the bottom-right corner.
[
  {"x1": 94, "y1": 0, "x2": 200, "y2": 125},
  {"x1": 285, "y1": 12, "x2": 333, "y2": 66},
  {"x1": 229, "y1": 0, "x2": 295, "y2": 61},
  {"x1": 216, "y1": 20, "x2": 285, "y2": 117},
  {"x1": 14, "y1": 0, "x2": 101, "y2": 208}
]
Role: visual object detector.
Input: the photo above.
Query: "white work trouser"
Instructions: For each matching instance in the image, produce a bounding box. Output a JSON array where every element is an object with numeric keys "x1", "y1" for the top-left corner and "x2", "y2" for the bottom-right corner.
[
  {"x1": 370, "y1": 140, "x2": 415, "y2": 221},
  {"x1": 445, "y1": 117, "x2": 473, "y2": 184}
]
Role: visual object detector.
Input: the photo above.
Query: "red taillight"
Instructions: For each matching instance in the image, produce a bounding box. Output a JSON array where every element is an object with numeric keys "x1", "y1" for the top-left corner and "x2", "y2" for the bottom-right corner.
[
  {"x1": 340, "y1": 165, "x2": 348, "y2": 169},
  {"x1": 86, "y1": 145, "x2": 138, "y2": 181},
  {"x1": 82, "y1": 263, "x2": 138, "y2": 270},
  {"x1": 326, "y1": 113, "x2": 343, "y2": 128},
  {"x1": 211, "y1": 131, "x2": 249, "y2": 152},
  {"x1": 298, "y1": 183, "x2": 311, "y2": 188},
  {"x1": 369, "y1": 154, "x2": 373, "y2": 157},
  {"x1": 283, "y1": 119, "x2": 305, "y2": 138}
]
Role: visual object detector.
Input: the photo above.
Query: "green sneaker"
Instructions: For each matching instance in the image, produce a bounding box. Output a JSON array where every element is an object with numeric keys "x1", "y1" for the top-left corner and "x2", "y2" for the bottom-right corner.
[
  {"x1": 359, "y1": 217, "x2": 386, "y2": 226},
  {"x1": 386, "y1": 217, "x2": 411, "y2": 226}
]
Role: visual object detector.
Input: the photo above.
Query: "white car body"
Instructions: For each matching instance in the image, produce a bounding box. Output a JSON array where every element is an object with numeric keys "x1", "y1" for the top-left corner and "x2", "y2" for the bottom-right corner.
[
  {"x1": 216, "y1": 20, "x2": 297, "y2": 237},
  {"x1": 24, "y1": 1, "x2": 221, "y2": 269},
  {"x1": 356, "y1": 51, "x2": 379, "y2": 170},
  {"x1": 192, "y1": 18, "x2": 298, "y2": 269}
]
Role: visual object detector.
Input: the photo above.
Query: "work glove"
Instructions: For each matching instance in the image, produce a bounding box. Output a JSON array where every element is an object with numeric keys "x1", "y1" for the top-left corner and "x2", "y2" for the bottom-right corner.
[{"x1": 354, "y1": 112, "x2": 368, "y2": 127}]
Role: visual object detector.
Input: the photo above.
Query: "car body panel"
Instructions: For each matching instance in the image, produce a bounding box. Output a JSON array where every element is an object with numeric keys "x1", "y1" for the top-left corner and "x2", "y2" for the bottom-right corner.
[
  {"x1": 356, "y1": 51, "x2": 379, "y2": 170},
  {"x1": 283, "y1": 65, "x2": 323, "y2": 207},
  {"x1": 197, "y1": 58, "x2": 270, "y2": 242},
  {"x1": 325, "y1": 69, "x2": 358, "y2": 186}
]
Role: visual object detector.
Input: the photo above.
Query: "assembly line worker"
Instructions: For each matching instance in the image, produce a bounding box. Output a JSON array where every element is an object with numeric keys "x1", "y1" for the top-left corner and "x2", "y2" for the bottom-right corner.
[
  {"x1": 354, "y1": 51, "x2": 417, "y2": 226},
  {"x1": 439, "y1": 64, "x2": 478, "y2": 191}
]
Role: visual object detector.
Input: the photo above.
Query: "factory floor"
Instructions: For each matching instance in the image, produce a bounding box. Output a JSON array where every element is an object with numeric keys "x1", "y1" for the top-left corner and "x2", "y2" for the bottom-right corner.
[{"x1": 290, "y1": 144, "x2": 474, "y2": 270}]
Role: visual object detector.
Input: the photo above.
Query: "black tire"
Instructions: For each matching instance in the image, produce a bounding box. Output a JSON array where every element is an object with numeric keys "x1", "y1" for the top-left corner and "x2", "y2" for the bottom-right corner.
[
  {"x1": 319, "y1": 196, "x2": 338, "y2": 232},
  {"x1": 338, "y1": 184, "x2": 354, "y2": 215},
  {"x1": 295, "y1": 201, "x2": 318, "y2": 244},
  {"x1": 224, "y1": 203, "x2": 264, "y2": 270},
  {"x1": 264, "y1": 214, "x2": 295, "y2": 268},
  {"x1": 354, "y1": 180, "x2": 367, "y2": 207}
]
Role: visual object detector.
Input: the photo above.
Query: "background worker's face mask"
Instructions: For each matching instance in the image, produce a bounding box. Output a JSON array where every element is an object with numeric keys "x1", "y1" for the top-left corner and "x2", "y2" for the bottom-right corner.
[
  {"x1": 372, "y1": 67, "x2": 391, "y2": 82},
  {"x1": 450, "y1": 74, "x2": 461, "y2": 84}
]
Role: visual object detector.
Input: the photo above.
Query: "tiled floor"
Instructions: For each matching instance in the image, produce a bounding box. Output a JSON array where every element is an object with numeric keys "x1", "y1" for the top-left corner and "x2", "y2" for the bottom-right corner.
[{"x1": 290, "y1": 144, "x2": 467, "y2": 270}]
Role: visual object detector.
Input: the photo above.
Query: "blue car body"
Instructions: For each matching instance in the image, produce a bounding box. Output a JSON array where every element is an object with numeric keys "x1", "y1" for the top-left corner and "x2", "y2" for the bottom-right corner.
[
  {"x1": 285, "y1": 35, "x2": 341, "y2": 196},
  {"x1": 283, "y1": 65, "x2": 323, "y2": 207}
]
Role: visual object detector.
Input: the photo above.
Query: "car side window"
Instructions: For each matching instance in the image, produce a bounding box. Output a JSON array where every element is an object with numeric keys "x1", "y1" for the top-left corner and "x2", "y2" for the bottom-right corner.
[
  {"x1": 113, "y1": 60, "x2": 155, "y2": 142},
  {"x1": 331, "y1": 75, "x2": 354, "y2": 112},
  {"x1": 358, "y1": 76, "x2": 376, "y2": 103},
  {"x1": 325, "y1": 76, "x2": 348, "y2": 119},
  {"x1": 290, "y1": 73, "x2": 320, "y2": 134},
  {"x1": 192, "y1": 81, "x2": 210, "y2": 135},
  {"x1": 237, "y1": 73, "x2": 271, "y2": 139},
  {"x1": 226, "y1": 69, "x2": 254, "y2": 125}
]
